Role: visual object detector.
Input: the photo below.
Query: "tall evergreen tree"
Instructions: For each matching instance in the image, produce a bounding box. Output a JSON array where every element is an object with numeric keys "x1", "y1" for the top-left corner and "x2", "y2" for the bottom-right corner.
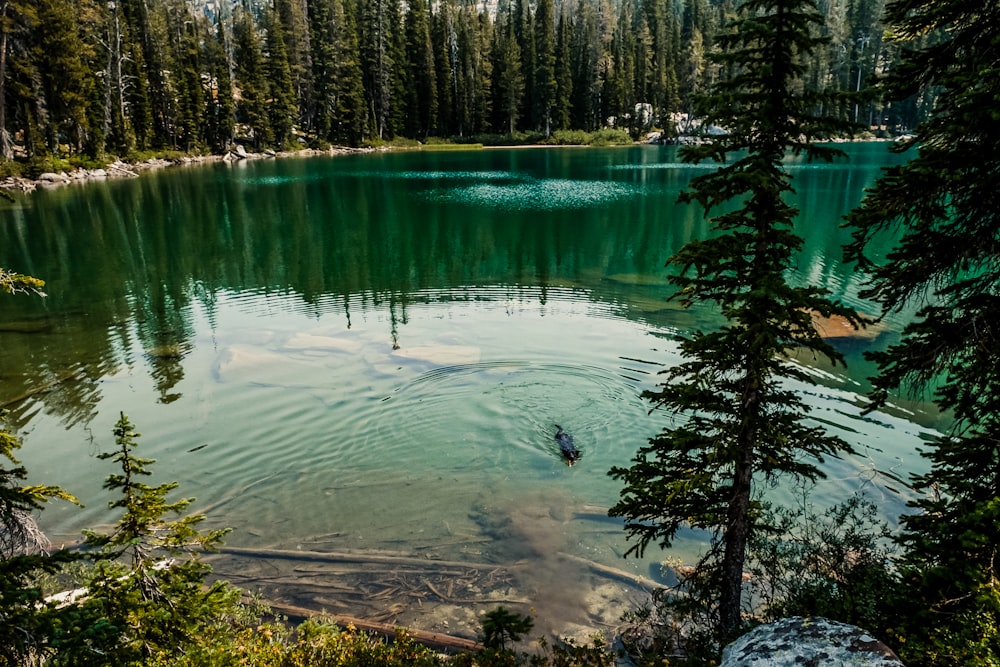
[
  {"x1": 233, "y1": 5, "x2": 272, "y2": 150},
  {"x1": 512, "y1": 0, "x2": 535, "y2": 130},
  {"x1": 553, "y1": 9, "x2": 573, "y2": 131},
  {"x1": 533, "y1": 0, "x2": 557, "y2": 135},
  {"x1": 275, "y1": 0, "x2": 313, "y2": 131},
  {"x1": 120, "y1": 0, "x2": 174, "y2": 149},
  {"x1": 309, "y1": 0, "x2": 367, "y2": 146},
  {"x1": 359, "y1": 0, "x2": 405, "y2": 138},
  {"x1": 206, "y1": 20, "x2": 236, "y2": 153},
  {"x1": 845, "y1": 1, "x2": 1000, "y2": 663},
  {"x1": 265, "y1": 3, "x2": 298, "y2": 148},
  {"x1": 609, "y1": 0, "x2": 858, "y2": 642},
  {"x1": 454, "y1": 0, "x2": 492, "y2": 136},
  {"x1": 433, "y1": 0, "x2": 458, "y2": 136},
  {"x1": 404, "y1": 0, "x2": 437, "y2": 138},
  {"x1": 32, "y1": 0, "x2": 95, "y2": 154},
  {"x1": 169, "y1": 8, "x2": 207, "y2": 152},
  {"x1": 386, "y1": 0, "x2": 408, "y2": 137},
  {"x1": 491, "y1": 2, "x2": 524, "y2": 136}
]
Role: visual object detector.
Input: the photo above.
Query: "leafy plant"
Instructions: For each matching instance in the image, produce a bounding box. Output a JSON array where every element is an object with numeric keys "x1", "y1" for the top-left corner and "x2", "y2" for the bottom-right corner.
[
  {"x1": 0, "y1": 268, "x2": 46, "y2": 298},
  {"x1": 749, "y1": 493, "x2": 897, "y2": 635}
]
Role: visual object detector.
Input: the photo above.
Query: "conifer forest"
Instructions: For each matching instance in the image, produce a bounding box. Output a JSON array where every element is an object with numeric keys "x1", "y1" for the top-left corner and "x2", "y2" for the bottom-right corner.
[{"x1": 1, "y1": 0, "x2": 909, "y2": 160}]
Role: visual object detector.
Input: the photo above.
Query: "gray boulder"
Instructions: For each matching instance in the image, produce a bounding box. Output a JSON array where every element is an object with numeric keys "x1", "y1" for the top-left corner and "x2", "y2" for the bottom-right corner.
[
  {"x1": 721, "y1": 617, "x2": 903, "y2": 667},
  {"x1": 37, "y1": 172, "x2": 68, "y2": 183}
]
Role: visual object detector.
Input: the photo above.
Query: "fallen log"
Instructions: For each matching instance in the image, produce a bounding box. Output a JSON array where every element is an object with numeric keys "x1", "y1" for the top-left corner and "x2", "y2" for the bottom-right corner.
[
  {"x1": 261, "y1": 599, "x2": 481, "y2": 653},
  {"x1": 0, "y1": 369, "x2": 85, "y2": 409},
  {"x1": 556, "y1": 552, "x2": 658, "y2": 592},
  {"x1": 217, "y1": 545, "x2": 498, "y2": 571}
]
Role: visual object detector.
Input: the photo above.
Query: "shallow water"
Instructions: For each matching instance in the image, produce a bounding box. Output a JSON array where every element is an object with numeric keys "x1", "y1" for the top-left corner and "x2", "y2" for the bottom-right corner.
[{"x1": 0, "y1": 144, "x2": 938, "y2": 638}]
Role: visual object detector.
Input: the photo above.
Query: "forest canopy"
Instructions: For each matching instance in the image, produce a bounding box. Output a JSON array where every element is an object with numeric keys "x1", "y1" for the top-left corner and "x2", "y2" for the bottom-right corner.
[{"x1": 0, "y1": 0, "x2": 913, "y2": 165}]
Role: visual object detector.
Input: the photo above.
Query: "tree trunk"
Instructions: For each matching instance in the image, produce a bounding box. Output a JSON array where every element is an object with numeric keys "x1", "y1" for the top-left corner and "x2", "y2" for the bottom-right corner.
[
  {"x1": 720, "y1": 376, "x2": 758, "y2": 638},
  {"x1": 0, "y1": 1, "x2": 11, "y2": 160}
]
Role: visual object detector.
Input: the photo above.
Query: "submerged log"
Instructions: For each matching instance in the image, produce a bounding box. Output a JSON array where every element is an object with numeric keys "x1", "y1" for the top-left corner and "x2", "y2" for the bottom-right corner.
[
  {"x1": 218, "y1": 545, "x2": 497, "y2": 571},
  {"x1": 557, "y1": 552, "x2": 658, "y2": 591},
  {"x1": 0, "y1": 369, "x2": 85, "y2": 409},
  {"x1": 261, "y1": 599, "x2": 481, "y2": 653}
]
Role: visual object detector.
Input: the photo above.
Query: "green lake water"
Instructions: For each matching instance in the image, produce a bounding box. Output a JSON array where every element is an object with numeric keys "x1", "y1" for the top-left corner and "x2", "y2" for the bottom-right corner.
[{"x1": 0, "y1": 144, "x2": 940, "y2": 637}]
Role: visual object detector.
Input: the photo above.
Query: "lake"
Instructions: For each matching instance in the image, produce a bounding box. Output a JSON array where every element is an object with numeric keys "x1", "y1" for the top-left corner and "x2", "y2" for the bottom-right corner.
[{"x1": 0, "y1": 144, "x2": 941, "y2": 640}]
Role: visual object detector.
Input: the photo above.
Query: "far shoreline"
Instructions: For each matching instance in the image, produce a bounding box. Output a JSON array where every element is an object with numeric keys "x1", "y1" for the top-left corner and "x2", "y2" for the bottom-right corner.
[{"x1": 0, "y1": 135, "x2": 896, "y2": 198}]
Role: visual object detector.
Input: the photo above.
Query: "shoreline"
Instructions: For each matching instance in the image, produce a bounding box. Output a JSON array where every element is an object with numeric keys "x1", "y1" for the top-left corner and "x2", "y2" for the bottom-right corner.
[
  {"x1": 0, "y1": 145, "x2": 375, "y2": 196},
  {"x1": 1, "y1": 136, "x2": 896, "y2": 197}
]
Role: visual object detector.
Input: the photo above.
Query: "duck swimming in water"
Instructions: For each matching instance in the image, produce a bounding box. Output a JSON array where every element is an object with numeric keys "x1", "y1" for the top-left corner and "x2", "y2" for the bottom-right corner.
[{"x1": 555, "y1": 425, "x2": 581, "y2": 465}]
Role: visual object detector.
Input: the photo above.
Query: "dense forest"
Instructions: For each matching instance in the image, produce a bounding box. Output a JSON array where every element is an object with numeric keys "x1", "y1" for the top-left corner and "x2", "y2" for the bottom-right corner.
[{"x1": 0, "y1": 0, "x2": 913, "y2": 163}]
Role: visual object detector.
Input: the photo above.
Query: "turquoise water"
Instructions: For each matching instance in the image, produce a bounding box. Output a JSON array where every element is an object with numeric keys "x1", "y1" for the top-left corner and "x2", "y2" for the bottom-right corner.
[{"x1": 0, "y1": 144, "x2": 937, "y2": 636}]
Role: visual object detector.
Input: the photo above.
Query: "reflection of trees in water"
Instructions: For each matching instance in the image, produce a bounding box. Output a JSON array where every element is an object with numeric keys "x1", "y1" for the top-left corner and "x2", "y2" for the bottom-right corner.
[
  {"x1": 134, "y1": 285, "x2": 196, "y2": 404},
  {"x1": 0, "y1": 314, "x2": 120, "y2": 430},
  {"x1": 0, "y1": 150, "x2": 894, "y2": 427}
]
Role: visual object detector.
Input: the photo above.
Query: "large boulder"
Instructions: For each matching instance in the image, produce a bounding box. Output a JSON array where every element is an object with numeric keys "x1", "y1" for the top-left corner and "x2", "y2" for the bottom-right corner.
[
  {"x1": 721, "y1": 617, "x2": 903, "y2": 667},
  {"x1": 37, "y1": 172, "x2": 69, "y2": 183}
]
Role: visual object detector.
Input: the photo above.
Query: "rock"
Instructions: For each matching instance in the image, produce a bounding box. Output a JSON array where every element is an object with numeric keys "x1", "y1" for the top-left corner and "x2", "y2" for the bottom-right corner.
[
  {"x1": 390, "y1": 344, "x2": 481, "y2": 365},
  {"x1": 235, "y1": 144, "x2": 248, "y2": 158},
  {"x1": 37, "y1": 172, "x2": 68, "y2": 183},
  {"x1": 282, "y1": 332, "x2": 364, "y2": 354},
  {"x1": 721, "y1": 617, "x2": 903, "y2": 667},
  {"x1": 808, "y1": 309, "x2": 887, "y2": 340}
]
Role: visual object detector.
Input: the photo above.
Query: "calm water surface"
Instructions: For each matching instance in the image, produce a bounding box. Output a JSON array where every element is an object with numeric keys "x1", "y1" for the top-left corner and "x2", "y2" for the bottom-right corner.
[{"x1": 0, "y1": 144, "x2": 939, "y2": 636}]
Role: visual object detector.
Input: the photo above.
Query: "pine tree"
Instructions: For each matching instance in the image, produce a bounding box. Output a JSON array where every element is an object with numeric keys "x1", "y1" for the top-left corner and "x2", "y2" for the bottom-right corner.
[
  {"x1": 491, "y1": 2, "x2": 524, "y2": 136},
  {"x1": 568, "y1": 0, "x2": 599, "y2": 130},
  {"x1": 609, "y1": 0, "x2": 858, "y2": 642},
  {"x1": 0, "y1": 275, "x2": 115, "y2": 665},
  {"x1": 265, "y1": 4, "x2": 298, "y2": 148},
  {"x1": 533, "y1": 0, "x2": 556, "y2": 135},
  {"x1": 845, "y1": 1, "x2": 1000, "y2": 662},
  {"x1": 512, "y1": 0, "x2": 534, "y2": 131},
  {"x1": 309, "y1": 0, "x2": 367, "y2": 146},
  {"x1": 553, "y1": 9, "x2": 572, "y2": 131},
  {"x1": 170, "y1": 8, "x2": 206, "y2": 152},
  {"x1": 119, "y1": 0, "x2": 174, "y2": 149},
  {"x1": 404, "y1": 0, "x2": 437, "y2": 138},
  {"x1": 32, "y1": 0, "x2": 95, "y2": 154},
  {"x1": 206, "y1": 21, "x2": 236, "y2": 153},
  {"x1": 83, "y1": 413, "x2": 237, "y2": 665},
  {"x1": 234, "y1": 5, "x2": 272, "y2": 150},
  {"x1": 359, "y1": 0, "x2": 405, "y2": 139},
  {"x1": 433, "y1": 0, "x2": 457, "y2": 136},
  {"x1": 275, "y1": 0, "x2": 313, "y2": 131}
]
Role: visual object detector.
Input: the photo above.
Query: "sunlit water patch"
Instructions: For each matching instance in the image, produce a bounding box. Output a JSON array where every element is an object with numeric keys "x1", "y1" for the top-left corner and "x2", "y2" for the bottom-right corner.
[{"x1": 424, "y1": 178, "x2": 643, "y2": 210}]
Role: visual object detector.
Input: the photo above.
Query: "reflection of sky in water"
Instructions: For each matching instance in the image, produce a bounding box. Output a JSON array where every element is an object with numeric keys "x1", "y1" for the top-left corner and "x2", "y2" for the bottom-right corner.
[{"x1": 424, "y1": 179, "x2": 642, "y2": 210}]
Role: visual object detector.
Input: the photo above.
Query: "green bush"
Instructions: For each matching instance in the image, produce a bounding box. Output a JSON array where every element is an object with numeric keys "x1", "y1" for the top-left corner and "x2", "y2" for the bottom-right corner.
[
  {"x1": 0, "y1": 159, "x2": 25, "y2": 179},
  {"x1": 588, "y1": 128, "x2": 633, "y2": 146},
  {"x1": 544, "y1": 130, "x2": 592, "y2": 145},
  {"x1": 749, "y1": 493, "x2": 898, "y2": 639}
]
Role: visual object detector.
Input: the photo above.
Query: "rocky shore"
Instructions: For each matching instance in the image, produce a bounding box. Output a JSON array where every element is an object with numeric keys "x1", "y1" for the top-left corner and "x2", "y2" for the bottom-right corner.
[{"x1": 0, "y1": 145, "x2": 372, "y2": 196}]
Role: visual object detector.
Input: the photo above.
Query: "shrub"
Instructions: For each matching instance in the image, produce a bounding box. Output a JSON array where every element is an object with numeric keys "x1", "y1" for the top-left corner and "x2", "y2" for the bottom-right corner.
[{"x1": 588, "y1": 128, "x2": 633, "y2": 146}]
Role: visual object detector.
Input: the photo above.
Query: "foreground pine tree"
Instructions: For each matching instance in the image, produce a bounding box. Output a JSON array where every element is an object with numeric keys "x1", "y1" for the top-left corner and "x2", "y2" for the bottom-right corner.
[
  {"x1": 845, "y1": 1, "x2": 1000, "y2": 663},
  {"x1": 82, "y1": 413, "x2": 237, "y2": 666},
  {"x1": 609, "y1": 0, "x2": 858, "y2": 644}
]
